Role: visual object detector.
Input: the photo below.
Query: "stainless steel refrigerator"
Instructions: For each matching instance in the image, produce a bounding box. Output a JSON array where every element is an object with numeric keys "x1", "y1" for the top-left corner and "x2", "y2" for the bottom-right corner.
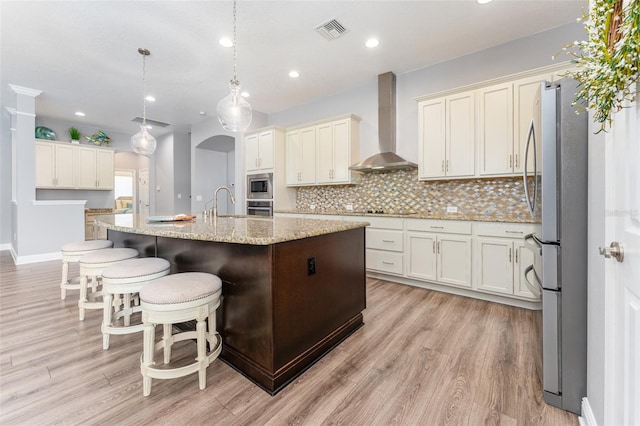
[{"x1": 522, "y1": 78, "x2": 588, "y2": 415}]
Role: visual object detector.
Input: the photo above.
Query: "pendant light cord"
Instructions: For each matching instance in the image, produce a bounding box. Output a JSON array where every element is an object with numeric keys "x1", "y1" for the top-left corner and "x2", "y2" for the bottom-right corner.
[
  {"x1": 142, "y1": 52, "x2": 147, "y2": 126},
  {"x1": 232, "y1": 0, "x2": 238, "y2": 84}
]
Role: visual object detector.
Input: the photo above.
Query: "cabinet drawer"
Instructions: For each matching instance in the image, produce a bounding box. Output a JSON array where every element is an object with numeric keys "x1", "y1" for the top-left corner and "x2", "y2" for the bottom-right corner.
[
  {"x1": 476, "y1": 222, "x2": 539, "y2": 238},
  {"x1": 363, "y1": 216, "x2": 403, "y2": 230},
  {"x1": 405, "y1": 219, "x2": 471, "y2": 235},
  {"x1": 366, "y1": 249, "x2": 403, "y2": 275},
  {"x1": 366, "y1": 229, "x2": 403, "y2": 252}
]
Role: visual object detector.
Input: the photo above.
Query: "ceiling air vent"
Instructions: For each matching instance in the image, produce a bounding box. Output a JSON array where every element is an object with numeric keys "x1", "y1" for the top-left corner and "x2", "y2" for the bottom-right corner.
[
  {"x1": 314, "y1": 18, "x2": 348, "y2": 40},
  {"x1": 132, "y1": 117, "x2": 171, "y2": 128}
]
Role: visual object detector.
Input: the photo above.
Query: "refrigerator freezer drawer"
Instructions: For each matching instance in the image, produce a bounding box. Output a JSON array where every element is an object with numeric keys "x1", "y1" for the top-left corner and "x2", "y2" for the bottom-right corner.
[{"x1": 543, "y1": 289, "x2": 561, "y2": 395}]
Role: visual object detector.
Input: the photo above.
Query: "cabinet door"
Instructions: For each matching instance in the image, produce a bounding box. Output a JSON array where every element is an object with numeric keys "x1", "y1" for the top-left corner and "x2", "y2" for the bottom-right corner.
[
  {"x1": 513, "y1": 75, "x2": 549, "y2": 174},
  {"x1": 331, "y1": 118, "x2": 351, "y2": 183},
  {"x1": 35, "y1": 142, "x2": 55, "y2": 188},
  {"x1": 513, "y1": 240, "x2": 539, "y2": 299},
  {"x1": 446, "y1": 92, "x2": 475, "y2": 177},
  {"x1": 478, "y1": 83, "x2": 513, "y2": 175},
  {"x1": 245, "y1": 133, "x2": 259, "y2": 172},
  {"x1": 96, "y1": 149, "x2": 114, "y2": 190},
  {"x1": 286, "y1": 130, "x2": 301, "y2": 185},
  {"x1": 475, "y1": 238, "x2": 513, "y2": 295},
  {"x1": 55, "y1": 144, "x2": 76, "y2": 188},
  {"x1": 258, "y1": 131, "x2": 274, "y2": 170},
  {"x1": 418, "y1": 98, "x2": 446, "y2": 179},
  {"x1": 299, "y1": 127, "x2": 316, "y2": 185},
  {"x1": 77, "y1": 147, "x2": 97, "y2": 189},
  {"x1": 406, "y1": 232, "x2": 437, "y2": 281},
  {"x1": 437, "y1": 235, "x2": 472, "y2": 288},
  {"x1": 316, "y1": 123, "x2": 333, "y2": 183}
]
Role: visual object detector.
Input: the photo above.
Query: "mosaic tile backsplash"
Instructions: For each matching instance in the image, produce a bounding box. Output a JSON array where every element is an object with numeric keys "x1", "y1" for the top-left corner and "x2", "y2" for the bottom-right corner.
[{"x1": 296, "y1": 169, "x2": 541, "y2": 222}]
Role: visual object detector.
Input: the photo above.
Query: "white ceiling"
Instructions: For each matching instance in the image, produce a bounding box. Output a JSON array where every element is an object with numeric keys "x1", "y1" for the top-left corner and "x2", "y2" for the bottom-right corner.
[{"x1": 1, "y1": 0, "x2": 584, "y2": 136}]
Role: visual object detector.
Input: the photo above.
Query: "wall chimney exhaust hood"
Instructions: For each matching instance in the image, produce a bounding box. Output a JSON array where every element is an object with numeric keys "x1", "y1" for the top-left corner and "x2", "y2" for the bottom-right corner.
[{"x1": 349, "y1": 72, "x2": 417, "y2": 172}]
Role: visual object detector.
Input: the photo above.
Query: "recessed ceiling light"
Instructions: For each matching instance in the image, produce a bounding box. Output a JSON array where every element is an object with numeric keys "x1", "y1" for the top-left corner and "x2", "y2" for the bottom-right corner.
[
  {"x1": 219, "y1": 37, "x2": 233, "y2": 47},
  {"x1": 365, "y1": 38, "x2": 379, "y2": 48},
  {"x1": 289, "y1": 70, "x2": 300, "y2": 78},
  {"x1": 241, "y1": 91, "x2": 250, "y2": 98},
  {"x1": 477, "y1": 0, "x2": 493, "y2": 4},
  {"x1": 75, "y1": 111, "x2": 85, "y2": 117},
  {"x1": 145, "y1": 95, "x2": 156, "y2": 102}
]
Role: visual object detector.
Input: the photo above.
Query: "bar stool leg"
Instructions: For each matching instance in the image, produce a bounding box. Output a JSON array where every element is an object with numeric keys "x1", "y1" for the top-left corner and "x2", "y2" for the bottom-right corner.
[
  {"x1": 79, "y1": 275, "x2": 88, "y2": 321},
  {"x1": 102, "y1": 291, "x2": 114, "y2": 350},
  {"x1": 162, "y1": 324, "x2": 172, "y2": 364},
  {"x1": 196, "y1": 317, "x2": 207, "y2": 390},
  {"x1": 123, "y1": 293, "x2": 132, "y2": 327},
  {"x1": 61, "y1": 261, "x2": 69, "y2": 300},
  {"x1": 142, "y1": 321, "x2": 155, "y2": 397}
]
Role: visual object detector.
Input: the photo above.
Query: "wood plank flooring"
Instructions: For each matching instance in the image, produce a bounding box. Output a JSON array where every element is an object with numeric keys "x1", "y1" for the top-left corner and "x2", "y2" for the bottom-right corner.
[{"x1": 0, "y1": 251, "x2": 578, "y2": 425}]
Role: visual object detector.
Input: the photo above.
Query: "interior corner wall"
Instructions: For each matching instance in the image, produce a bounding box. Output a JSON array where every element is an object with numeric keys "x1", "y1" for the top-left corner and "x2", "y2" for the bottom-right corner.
[
  {"x1": 1, "y1": 108, "x2": 13, "y2": 246},
  {"x1": 155, "y1": 132, "x2": 174, "y2": 214},
  {"x1": 173, "y1": 132, "x2": 191, "y2": 213}
]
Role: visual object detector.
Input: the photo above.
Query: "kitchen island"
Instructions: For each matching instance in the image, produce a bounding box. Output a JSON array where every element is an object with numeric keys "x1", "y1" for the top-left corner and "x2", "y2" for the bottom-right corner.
[{"x1": 95, "y1": 214, "x2": 368, "y2": 394}]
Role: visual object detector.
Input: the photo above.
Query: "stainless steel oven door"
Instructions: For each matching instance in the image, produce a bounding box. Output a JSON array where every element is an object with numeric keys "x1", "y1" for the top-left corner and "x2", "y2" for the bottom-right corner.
[{"x1": 247, "y1": 200, "x2": 273, "y2": 216}]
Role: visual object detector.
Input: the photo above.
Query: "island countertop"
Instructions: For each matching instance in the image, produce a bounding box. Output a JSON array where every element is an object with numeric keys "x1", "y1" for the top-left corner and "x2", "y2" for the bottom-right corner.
[{"x1": 95, "y1": 213, "x2": 369, "y2": 245}]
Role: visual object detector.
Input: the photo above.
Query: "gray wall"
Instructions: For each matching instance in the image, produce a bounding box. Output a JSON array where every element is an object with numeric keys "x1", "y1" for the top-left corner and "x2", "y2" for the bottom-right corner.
[
  {"x1": 155, "y1": 133, "x2": 174, "y2": 214},
  {"x1": 1, "y1": 108, "x2": 13, "y2": 247},
  {"x1": 269, "y1": 23, "x2": 585, "y2": 165},
  {"x1": 154, "y1": 131, "x2": 191, "y2": 214}
]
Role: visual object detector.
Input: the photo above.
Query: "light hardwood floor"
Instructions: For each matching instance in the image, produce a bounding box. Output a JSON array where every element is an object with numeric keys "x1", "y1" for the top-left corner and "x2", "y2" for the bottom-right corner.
[{"x1": 0, "y1": 251, "x2": 578, "y2": 425}]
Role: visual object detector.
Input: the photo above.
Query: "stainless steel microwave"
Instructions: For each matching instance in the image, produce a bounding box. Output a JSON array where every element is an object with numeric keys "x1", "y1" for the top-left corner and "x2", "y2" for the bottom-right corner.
[{"x1": 247, "y1": 173, "x2": 273, "y2": 199}]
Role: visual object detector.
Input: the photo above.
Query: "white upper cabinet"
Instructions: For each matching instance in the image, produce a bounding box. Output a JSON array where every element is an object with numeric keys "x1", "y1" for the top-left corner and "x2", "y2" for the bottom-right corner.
[
  {"x1": 286, "y1": 114, "x2": 360, "y2": 187},
  {"x1": 36, "y1": 140, "x2": 113, "y2": 190},
  {"x1": 418, "y1": 92, "x2": 475, "y2": 180},
  {"x1": 286, "y1": 127, "x2": 316, "y2": 186},
  {"x1": 36, "y1": 141, "x2": 76, "y2": 188},
  {"x1": 477, "y1": 83, "x2": 513, "y2": 175},
  {"x1": 77, "y1": 146, "x2": 114, "y2": 190},
  {"x1": 245, "y1": 129, "x2": 275, "y2": 172},
  {"x1": 513, "y1": 74, "x2": 551, "y2": 175}
]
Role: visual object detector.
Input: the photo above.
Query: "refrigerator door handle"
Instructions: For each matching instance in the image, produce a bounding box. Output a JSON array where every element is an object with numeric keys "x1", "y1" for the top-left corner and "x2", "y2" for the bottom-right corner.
[
  {"x1": 523, "y1": 264, "x2": 542, "y2": 298},
  {"x1": 523, "y1": 118, "x2": 538, "y2": 216}
]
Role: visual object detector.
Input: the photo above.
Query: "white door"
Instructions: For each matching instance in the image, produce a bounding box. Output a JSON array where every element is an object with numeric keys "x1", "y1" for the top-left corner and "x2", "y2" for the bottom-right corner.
[
  {"x1": 602, "y1": 91, "x2": 639, "y2": 425},
  {"x1": 446, "y1": 92, "x2": 475, "y2": 177},
  {"x1": 316, "y1": 122, "x2": 333, "y2": 183},
  {"x1": 138, "y1": 169, "x2": 150, "y2": 216},
  {"x1": 418, "y1": 98, "x2": 446, "y2": 179}
]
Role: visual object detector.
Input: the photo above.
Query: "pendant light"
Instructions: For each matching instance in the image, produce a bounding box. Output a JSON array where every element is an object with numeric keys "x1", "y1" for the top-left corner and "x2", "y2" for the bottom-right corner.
[
  {"x1": 216, "y1": 0, "x2": 252, "y2": 132},
  {"x1": 131, "y1": 48, "x2": 157, "y2": 156}
]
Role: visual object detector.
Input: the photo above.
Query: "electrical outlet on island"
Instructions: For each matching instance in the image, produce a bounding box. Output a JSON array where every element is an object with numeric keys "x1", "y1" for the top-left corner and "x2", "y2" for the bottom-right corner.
[{"x1": 446, "y1": 206, "x2": 458, "y2": 213}]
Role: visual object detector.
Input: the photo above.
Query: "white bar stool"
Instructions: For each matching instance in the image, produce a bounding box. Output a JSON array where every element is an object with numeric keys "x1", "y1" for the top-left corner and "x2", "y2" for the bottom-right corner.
[
  {"x1": 60, "y1": 240, "x2": 114, "y2": 300},
  {"x1": 101, "y1": 257, "x2": 171, "y2": 350},
  {"x1": 78, "y1": 248, "x2": 139, "y2": 320},
  {"x1": 139, "y1": 272, "x2": 223, "y2": 396}
]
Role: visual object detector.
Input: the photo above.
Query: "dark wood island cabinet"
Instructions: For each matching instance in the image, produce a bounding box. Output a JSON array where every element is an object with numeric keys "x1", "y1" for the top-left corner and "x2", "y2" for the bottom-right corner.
[{"x1": 96, "y1": 214, "x2": 368, "y2": 394}]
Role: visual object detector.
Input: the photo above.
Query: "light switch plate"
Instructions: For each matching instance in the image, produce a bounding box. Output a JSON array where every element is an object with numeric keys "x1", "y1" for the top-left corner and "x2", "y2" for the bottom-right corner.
[
  {"x1": 196, "y1": 195, "x2": 202, "y2": 201},
  {"x1": 345, "y1": 204, "x2": 354, "y2": 211},
  {"x1": 447, "y1": 206, "x2": 458, "y2": 213}
]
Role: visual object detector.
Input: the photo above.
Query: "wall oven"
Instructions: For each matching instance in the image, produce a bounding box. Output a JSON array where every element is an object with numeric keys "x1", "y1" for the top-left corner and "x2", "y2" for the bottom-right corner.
[
  {"x1": 247, "y1": 173, "x2": 273, "y2": 200},
  {"x1": 247, "y1": 200, "x2": 273, "y2": 217}
]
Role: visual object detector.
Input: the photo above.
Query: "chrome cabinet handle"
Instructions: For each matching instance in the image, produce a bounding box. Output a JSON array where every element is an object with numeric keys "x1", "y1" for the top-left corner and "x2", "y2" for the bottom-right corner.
[
  {"x1": 382, "y1": 240, "x2": 395, "y2": 243},
  {"x1": 446, "y1": 160, "x2": 449, "y2": 172},
  {"x1": 442, "y1": 160, "x2": 445, "y2": 172},
  {"x1": 432, "y1": 240, "x2": 436, "y2": 253},
  {"x1": 437, "y1": 241, "x2": 440, "y2": 253},
  {"x1": 599, "y1": 242, "x2": 624, "y2": 263},
  {"x1": 515, "y1": 249, "x2": 518, "y2": 263},
  {"x1": 505, "y1": 230, "x2": 523, "y2": 234},
  {"x1": 430, "y1": 226, "x2": 444, "y2": 229},
  {"x1": 509, "y1": 154, "x2": 513, "y2": 169},
  {"x1": 382, "y1": 261, "x2": 394, "y2": 265},
  {"x1": 509, "y1": 247, "x2": 512, "y2": 263}
]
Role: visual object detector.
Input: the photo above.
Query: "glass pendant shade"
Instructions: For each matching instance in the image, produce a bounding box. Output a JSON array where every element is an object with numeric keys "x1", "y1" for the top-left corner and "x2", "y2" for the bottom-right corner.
[
  {"x1": 217, "y1": 80, "x2": 252, "y2": 132},
  {"x1": 130, "y1": 124, "x2": 157, "y2": 156}
]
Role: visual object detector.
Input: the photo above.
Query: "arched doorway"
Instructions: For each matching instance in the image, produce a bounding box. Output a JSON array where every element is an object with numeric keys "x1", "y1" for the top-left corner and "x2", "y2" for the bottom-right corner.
[{"x1": 193, "y1": 135, "x2": 235, "y2": 215}]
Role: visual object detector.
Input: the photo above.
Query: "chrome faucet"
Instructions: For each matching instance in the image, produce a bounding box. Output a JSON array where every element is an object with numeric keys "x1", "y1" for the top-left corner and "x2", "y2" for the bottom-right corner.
[{"x1": 212, "y1": 186, "x2": 236, "y2": 218}]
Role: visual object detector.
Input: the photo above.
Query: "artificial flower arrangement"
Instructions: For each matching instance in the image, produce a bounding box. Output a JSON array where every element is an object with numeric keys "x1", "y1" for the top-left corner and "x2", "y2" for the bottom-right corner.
[{"x1": 559, "y1": 0, "x2": 639, "y2": 132}]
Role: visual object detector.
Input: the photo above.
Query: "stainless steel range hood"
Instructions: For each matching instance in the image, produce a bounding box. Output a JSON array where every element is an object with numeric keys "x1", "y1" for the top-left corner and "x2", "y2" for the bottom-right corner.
[{"x1": 349, "y1": 72, "x2": 417, "y2": 172}]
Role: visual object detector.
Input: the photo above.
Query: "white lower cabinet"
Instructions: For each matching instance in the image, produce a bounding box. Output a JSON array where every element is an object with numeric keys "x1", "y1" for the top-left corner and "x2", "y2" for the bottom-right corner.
[
  {"x1": 405, "y1": 220, "x2": 472, "y2": 289},
  {"x1": 475, "y1": 222, "x2": 540, "y2": 300},
  {"x1": 363, "y1": 217, "x2": 404, "y2": 276}
]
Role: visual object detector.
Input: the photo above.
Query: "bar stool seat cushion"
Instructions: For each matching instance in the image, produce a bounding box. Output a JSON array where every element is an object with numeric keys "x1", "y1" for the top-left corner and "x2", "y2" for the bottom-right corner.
[
  {"x1": 140, "y1": 273, "x2": 222, "y2": 305},
  {"x1": 80, "y1": 248, "x2": 138, "y2": 265},
  {"x1": 102, "y1": 258, "x2": 171, "y2": 282},
  {"x1": 62, "y1": 240, "x2": 113, "y2": 254}
]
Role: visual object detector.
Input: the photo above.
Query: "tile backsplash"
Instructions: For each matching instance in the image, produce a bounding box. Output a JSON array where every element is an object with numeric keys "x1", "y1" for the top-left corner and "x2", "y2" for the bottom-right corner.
[{"x1": 296, "y1": 169, "x2": 541, "y2": 221}]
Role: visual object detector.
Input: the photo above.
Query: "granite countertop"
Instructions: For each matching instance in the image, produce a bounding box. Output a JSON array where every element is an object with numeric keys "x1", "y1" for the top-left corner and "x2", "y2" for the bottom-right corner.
[
  {"x1": 86, "y1": 208, "x2": 114, "y2": 214},
  {"x1": 95, "y1": 213, "x2": 369, "y2": 245},
  {"x1": 275, "y1": 209, "x2": 541, "y2": 224}
]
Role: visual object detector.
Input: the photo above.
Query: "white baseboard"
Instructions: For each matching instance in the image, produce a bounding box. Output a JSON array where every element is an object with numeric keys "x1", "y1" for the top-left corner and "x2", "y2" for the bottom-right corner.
[
  {"x1": 579, "y1": 397, "x2": 597, "y2": 426},
  {"x1": 10, "y1": 248, "x2": 62, "y2": 265},
  {"x1": 0, "y1": 243, "x2": 11, "y2": 251}
]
